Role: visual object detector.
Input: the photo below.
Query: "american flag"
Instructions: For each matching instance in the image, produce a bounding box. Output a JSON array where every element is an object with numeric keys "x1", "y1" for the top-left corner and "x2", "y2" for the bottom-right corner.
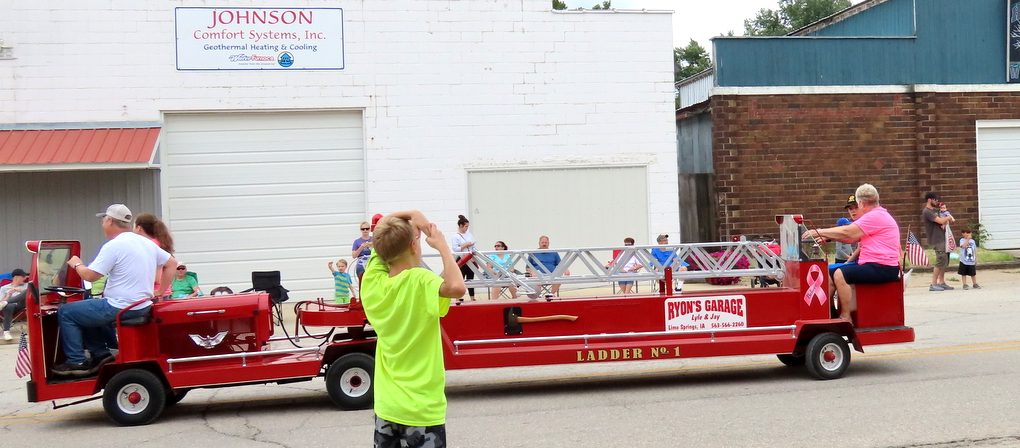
[
  {"x1": 945, "y1": 224, "x2": 957, "y2": 252},
  {"x1": 15, "y1": 333, "x2": 31, "y2": 378},
  {"x1": 906, "y1": 232, "x2": 929, "y2": 267}
]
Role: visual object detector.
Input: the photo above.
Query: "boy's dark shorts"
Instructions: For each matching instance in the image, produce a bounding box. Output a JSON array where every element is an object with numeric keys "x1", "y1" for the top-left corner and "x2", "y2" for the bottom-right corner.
[
  {"x1": 957, "y1": 264, "x2": 977, "y2": 276},
  {"x1": 835, "y1": 262, "x2": 900, "y2": 285},
  {"x1": 934, "y1": 251, "x2": 949, "y2": 268},
  {"x1": 375, "y1": 415, "x2": 446, "y2": 448}
]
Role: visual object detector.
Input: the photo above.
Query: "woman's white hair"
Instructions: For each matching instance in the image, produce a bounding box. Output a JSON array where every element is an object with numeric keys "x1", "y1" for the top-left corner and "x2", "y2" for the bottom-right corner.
[{"x1": 855, "y1": 183, "x2": 880, "y2": 205}]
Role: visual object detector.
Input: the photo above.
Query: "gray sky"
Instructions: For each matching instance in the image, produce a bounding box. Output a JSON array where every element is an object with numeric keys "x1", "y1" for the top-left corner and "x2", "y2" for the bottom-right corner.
[{"x1": 563, "y1": 0, "x2": 864, "y2": 52}]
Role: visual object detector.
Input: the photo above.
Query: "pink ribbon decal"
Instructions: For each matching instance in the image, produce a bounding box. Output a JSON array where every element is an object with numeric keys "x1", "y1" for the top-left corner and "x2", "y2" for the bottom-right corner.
[{"x1": 803, "y1": 264, "x2": 828, "y2": 307}]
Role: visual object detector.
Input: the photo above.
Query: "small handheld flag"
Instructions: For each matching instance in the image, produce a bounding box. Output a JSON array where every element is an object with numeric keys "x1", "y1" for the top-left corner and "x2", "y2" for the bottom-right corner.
[
  {"x1": 15, "y1": 333, "x2": 31, "y2": 378},
  {"x1": 906, "y1": 232, "x2": 929, "y2": 267}
]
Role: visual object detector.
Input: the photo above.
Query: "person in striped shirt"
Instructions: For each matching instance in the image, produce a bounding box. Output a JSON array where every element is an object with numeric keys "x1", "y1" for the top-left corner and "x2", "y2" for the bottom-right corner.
[{"x1": 328, "y1": 259, "x2": 353, "y2": 304}]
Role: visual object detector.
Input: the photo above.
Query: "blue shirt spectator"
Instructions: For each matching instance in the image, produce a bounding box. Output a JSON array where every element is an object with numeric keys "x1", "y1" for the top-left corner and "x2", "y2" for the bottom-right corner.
[
  {"x1": 527, "y1": 235, "x2": 568, "y2": 298},
  {"x1": 651, "y1": 234, "x2": 689, "y2": 269},
  {"x1": 530, "y1": 251, "x2": 561, "y2": 273}
]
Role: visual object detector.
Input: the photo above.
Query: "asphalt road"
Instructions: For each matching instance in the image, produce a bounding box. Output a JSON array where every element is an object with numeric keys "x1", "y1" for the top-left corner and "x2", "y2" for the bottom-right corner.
[{"x1": 0, "y1": 268, "x2": 1017, "y2": 447}]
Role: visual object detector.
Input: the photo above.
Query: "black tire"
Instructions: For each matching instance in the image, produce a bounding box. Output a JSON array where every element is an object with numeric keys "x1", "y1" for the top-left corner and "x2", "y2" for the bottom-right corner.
[
  {"x1": 777, "y1": 353, "x2": 805, "y2": 367},
  {"x1": 325, "y1": 353, "x2": 374, "y2": 410},
  {"x1": 102, "y1": 369, "x2": 167, "y2": 426},
  {"x1": 166, "y1": 389, "x2": 189, "y2": 406},
  {"x1": 805, "y1": 332, "x2": 851, "y2": 380}
]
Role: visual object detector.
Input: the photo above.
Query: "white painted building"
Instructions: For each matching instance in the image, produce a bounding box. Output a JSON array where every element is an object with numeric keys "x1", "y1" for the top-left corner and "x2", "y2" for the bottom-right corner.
[{"x1": 0, "y1": 1, "x2": 679, "y2": 298}]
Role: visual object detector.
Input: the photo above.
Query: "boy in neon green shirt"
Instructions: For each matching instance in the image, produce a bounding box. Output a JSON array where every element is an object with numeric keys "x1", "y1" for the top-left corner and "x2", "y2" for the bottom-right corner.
[{"x1": 361, "y1": 210, "x2": 466, "y2": 448}]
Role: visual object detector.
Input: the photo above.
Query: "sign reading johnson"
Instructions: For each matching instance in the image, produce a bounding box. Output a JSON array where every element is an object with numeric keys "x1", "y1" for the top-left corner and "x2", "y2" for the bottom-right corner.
[{"x1": 175, "y1": 7, "x2": 344, "y2": 70}]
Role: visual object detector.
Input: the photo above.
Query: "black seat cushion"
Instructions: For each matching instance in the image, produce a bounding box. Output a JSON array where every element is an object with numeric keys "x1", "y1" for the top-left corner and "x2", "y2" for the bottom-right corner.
[{"x1": 120, "y1": 308, "x2": 153, "y2": 326}]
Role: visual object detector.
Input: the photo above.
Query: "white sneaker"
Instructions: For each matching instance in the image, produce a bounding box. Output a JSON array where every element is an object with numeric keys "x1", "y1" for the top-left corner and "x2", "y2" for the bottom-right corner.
[{"x1": 3, "y1": 331, "x2": 12, "y2": 341}]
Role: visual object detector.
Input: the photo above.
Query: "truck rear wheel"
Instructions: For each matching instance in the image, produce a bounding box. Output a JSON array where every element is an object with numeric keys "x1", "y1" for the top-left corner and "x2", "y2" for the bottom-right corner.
[
  {"x1": 102, "y1": 369, "x2": 167, "y2": 426},
  {"x1": 325, "y1": 353, "x2": 374, "y2": 410},
  {"x1": 805, "y1": 332, "x2": 850, "y2": 380}
]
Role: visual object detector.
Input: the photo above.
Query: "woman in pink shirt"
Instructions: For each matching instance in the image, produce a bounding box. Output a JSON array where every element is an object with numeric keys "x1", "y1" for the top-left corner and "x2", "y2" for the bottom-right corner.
[{"x1": 803, "y1": 184, "x2": 900, "y2": 320}]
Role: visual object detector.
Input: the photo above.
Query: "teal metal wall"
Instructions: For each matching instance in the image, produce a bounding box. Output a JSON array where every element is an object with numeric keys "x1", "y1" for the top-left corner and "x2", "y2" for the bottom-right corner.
[
  {"x1": 714, "y1": 0, "x2": 1007, "y2": 86},
  {"x1": 809, "y1": 0, "x2": 915, "y2": 36}
]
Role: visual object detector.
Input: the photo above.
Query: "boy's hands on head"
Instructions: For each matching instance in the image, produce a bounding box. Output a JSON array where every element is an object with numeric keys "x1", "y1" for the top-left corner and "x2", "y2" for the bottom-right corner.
[
  {"x1": 387, "y1": 210, "x2": 432, "y2": 233},
  {"x1": 408, "y1": 210, "x2": 431, "y2": 233}
]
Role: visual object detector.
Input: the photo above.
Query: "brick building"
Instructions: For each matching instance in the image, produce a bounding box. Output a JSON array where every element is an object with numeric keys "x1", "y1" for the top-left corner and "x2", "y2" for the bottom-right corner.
[
  {"x1": 0, "y1": 1, "x2": 678, "y2": 297},
  {"x1": 677, "y1": 0, "x2": 1020, "y2": 249}
]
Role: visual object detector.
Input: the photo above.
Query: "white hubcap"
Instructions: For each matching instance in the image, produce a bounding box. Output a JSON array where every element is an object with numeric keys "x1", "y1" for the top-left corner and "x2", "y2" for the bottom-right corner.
[
  {"x1": 117, "y1": 383, "x2": 150, "y2": 415},
  {"x1": 341, "y1": 367, "x2": 371, "y2": 397},
  {"x1": 818, "y1": 342, "x2": 845, "y2": 372}
]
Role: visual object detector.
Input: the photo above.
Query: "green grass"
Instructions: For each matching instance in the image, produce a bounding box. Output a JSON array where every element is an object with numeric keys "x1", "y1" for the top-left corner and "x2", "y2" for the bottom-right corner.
[
  {"x1": 914, "y1": 247, "x2": 1015, "y2": 267},
  {"x1": 974, "y1": 248, "x2": 1016, "y2": 263},
  {"x1": 826, "y1": 247, "x2": 1016, "y2": 266}
]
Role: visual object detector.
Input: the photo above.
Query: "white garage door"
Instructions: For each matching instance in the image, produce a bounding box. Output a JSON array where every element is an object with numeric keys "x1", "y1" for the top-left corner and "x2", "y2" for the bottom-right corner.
[
  {"x1": 467, "y1": 166, "x2": 649, "y2": 266},
  {"x1": 976, "y1": 123, "x2": 1020, "y2": 249},
  {"x1": 162, "y1": 111, "x2": 365, "y2": 298}
]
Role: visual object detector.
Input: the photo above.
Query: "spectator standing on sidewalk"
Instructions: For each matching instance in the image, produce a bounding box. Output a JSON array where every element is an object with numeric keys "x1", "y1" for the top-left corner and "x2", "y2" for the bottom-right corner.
[
  {"x1": 451, "y1": 215, "x2": 477, "y2": 302},
  {"x1": 922, "y1": 192, "x2": 956, "y2": 291},
  {"x1": 957, "y1": 229, "x2": 980, "y2": 290}
]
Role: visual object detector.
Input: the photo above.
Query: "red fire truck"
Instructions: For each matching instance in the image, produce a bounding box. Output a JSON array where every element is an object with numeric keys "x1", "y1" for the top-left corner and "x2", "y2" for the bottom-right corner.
[{"x1": 21, "y1": 215, "x2": 913, "y2": 425}]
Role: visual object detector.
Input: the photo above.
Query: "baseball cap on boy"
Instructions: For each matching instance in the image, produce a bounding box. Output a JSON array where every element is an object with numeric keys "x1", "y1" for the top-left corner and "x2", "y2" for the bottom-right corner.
[
  {"x1": 844, "y1": 195, "x2": 857, "y2": 209},
  {"x1": 10, "y1": 268, "x2": 28, "y2": 277},
  {"x1": 96, "y1": 204, "x2": 133, "y2": 222}
]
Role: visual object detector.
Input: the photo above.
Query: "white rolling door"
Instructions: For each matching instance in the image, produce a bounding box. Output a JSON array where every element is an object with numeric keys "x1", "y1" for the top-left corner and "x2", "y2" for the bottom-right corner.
[
  {"x1": 162, "y1": 111, "x2": 365, "y2": 298},
  {"x1": 466, "y1": 166, "x2": 649, "y2": 270},
  {"x1": 976, "y1": 122, "x2": 1020, "y2": 249}
]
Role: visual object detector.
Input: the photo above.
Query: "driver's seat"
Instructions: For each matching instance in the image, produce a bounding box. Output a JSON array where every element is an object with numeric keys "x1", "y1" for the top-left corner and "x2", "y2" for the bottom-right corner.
[
  {"x1": 115, "y1": 297, "x2": 155, "y2": 327},
  {"x1": 119, "y1": 308, "x2": 152, "y2": 326},
  {"x1": 115, "y1": 304, "x2": 158, "y2": 361}
]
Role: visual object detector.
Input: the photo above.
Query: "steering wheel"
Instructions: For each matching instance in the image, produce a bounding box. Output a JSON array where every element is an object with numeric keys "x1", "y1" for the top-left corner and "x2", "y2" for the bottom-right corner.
[{"x1": 45, "y1": 286, "x2": 87, "y2": 295}]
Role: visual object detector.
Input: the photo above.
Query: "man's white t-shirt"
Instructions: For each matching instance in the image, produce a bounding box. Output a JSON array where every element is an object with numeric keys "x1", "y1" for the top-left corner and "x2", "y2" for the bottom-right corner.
[
  {"x1": 89, "y1": 232, "x2": 171, "y2": 309},
  {"x1": 0, "y1": 282, "x2": 27, "y2": 301}
]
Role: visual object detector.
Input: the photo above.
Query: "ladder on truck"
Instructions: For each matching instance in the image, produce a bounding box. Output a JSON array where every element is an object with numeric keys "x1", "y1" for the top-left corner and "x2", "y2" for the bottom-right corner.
[{"x1": 423, "y1": 240, "x2": 786, "y2": 296}]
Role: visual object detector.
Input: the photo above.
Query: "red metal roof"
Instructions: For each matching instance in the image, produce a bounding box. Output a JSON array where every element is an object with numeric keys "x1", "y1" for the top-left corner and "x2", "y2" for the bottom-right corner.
[{"x1": 0, "y1": 127, "x2": 160, "y2": 169}]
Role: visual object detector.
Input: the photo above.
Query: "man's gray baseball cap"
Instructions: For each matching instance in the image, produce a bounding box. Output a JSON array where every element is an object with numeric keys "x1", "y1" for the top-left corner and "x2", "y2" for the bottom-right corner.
[{"x1": 96, "y1": 204, "x2": 133, "y2": 222}]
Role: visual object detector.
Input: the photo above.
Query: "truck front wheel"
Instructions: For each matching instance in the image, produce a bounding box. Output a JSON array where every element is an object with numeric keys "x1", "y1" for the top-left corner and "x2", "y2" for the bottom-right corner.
[{"x1": 102, "y1": 369, "x2": 167, "y2": 426}]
